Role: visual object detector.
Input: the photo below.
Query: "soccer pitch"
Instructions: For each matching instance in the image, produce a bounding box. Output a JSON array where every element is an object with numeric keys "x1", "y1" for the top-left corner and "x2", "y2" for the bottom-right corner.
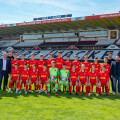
[{"x1": 0, "y1": 85, "x2": 120, "y2": 120}]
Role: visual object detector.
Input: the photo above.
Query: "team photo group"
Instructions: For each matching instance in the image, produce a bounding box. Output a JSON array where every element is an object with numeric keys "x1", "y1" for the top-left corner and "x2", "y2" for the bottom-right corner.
[{"x1": 0, "y1": 50, "x2": 119, "y2": 97}]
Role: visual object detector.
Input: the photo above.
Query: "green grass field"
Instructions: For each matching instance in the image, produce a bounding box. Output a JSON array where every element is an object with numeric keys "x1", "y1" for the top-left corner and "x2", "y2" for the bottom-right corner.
[{"x1": 0, "y1": 83, "x2": 120, "y2": 120}]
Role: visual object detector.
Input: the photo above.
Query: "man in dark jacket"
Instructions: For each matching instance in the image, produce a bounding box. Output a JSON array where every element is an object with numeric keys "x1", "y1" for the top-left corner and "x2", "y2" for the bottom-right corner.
[{"x1": 110, "y1": 55, "x2": 120, "y2": 95}]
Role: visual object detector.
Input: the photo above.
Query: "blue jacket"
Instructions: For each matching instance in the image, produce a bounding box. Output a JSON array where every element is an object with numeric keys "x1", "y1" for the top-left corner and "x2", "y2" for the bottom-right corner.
[
  {"x1": 0, "y1": 58, "x2": 11, "y2": 74},
  {"x1": 110, "y1": 61, "x2": 120, "y2": 77}
]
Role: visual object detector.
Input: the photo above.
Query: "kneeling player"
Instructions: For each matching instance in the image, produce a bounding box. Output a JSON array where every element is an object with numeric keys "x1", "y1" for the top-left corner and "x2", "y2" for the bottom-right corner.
[
  {"x1": 29, "y1": 64, "x2": 38, "y2": 92},
  {"x1": 98, "y1": 65, "x2": 110, "y2": 96},
  {"x1": 8, "y1": 63, "x2": 20, "y2": 93},
  {"x1": 47, "y1": 61, "x2": 59, "y2": 95},
  {"x1": 69, "y1": 65, "x2": 78, "y2": 94},
  {"x1": 58, "y1": 63, "x2": 69, "y2": 93},
  {"x1": 88, "y1": 65, "x2": 100, "y2": 95},
  {"x1": 78, "y1": 64, "x2": 89, "y2": 96},
  {"x1": 38, "y1": 64, "x2": 49, "y2": 94},
  {"x1": 19, "y1": 63, "x2": 29, "y2": 94}
]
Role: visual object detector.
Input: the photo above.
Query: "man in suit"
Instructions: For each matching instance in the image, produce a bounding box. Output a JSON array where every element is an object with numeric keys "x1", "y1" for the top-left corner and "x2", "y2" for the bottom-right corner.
[
  {"x1": 0, "y1": 52, "x2": 11, "y2": 91},
  {"x1": 110, "y1": 55, "x2": 120, "y2": 95}
]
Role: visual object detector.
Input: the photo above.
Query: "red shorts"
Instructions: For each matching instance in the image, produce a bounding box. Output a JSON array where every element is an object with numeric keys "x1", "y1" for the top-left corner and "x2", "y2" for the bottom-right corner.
[
  {"x1": 71, "y1": 81, "x2": 76, "y2": 85},
  {"x1": 11, "y1": 78, "x2": 17, "y2": 82},
  {"x1": 21, "y1": 78, "x2": 27, "y2": 83},
  {"x1": 80, "y1": 80, "x2": 86, "y2": 85},
  {"x1": 90, "y1": 80, "x2": 96, "y2": 85},
  {"x1": 101, "y1": 82, "x2": 107, "y2": 86},
  {"x1": 41, "y1": 79, "x2": 47, "y2": 84},
  {"x1": 31, "y1": 79, "x2": 37, "y2": 83}
]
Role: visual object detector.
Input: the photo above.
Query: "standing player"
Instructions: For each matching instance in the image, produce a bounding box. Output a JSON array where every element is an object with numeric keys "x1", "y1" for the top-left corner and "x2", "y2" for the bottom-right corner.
[
  {"x1": 11, "y1": 53, "x2": 19, "y2": 70},
  {"x1": 72, "y1": 55, "x2": 81, "y2": 73},
  {"x1": 69, "y1": 65, "x2": 78, "y2": 95},
  {"x1": 47, "y1": 61, "x2": 59, "y2": 95},
  {"x1": 19, "y1": 63, "x2": 29, "y2": 94},
  {"x1": 29, "y1": 64, "x2": 38, "y2": 92},
  {"x1": 64, "y1": 55, "x2": 72, "y2": 72},
  {"x1": 58, "y1": 63, "x2": 69, "y2": 93},
  {"x1": 19, "y1": 54, "x2": 27, "y2": 72},
  {"x1": 91, "y1": 57, "x2": 100, "y2": 73},
  {"x1": 46, "y1": 53, "x2": 53, "y2": 70},
  {"x1": 28, "y1": 53, "x2": 38, "y2": 72},
  {"x1": 8, "y1": 63, "x2": 20, "y2": 93},
  {"x1": 38, "y1": 64, "x2": 49, "y2": 94},
  {"x1": 78, "y1": 64, "x2": 89, "y2": 96},
  {"x1": 88, "y1": 65, "x2": 99, "y2": 95},
  {"x1": 54, "y1": 51, "x2": 64, "y2": 71},
  {"x1": 98, "y1": 65, "x2": 110, "y2": 96}
]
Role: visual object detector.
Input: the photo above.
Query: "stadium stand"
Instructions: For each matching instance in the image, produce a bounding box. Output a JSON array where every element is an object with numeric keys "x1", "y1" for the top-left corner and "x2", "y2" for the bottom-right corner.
[
  {"x1": 2, "y1": 40, "x2": 19, "y2": 47},
  {"x1": 76, "y1": 41, "x2": 97, "y2": 46}
]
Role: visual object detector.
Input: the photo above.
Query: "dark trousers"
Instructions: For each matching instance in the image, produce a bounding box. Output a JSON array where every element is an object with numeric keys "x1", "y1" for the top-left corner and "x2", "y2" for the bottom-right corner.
[
  {"x1": 113, "y1": 75, "x2": 120, "y2": 93},
  {"x1": 0, "y1": 71, "x2": 8, "y2": 90},
  {"x1": 110, "y1": 77, "x2": 113, "y2": 91}
]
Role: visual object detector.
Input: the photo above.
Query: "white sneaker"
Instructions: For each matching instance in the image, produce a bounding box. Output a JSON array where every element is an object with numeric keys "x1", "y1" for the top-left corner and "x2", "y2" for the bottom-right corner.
[
  {"x1": 53, "y1": 87, "x2": 55, "y2": 91},
  {"x1": 45, "y1": 90, "x2": 47, "y2": 94},
  {"x1": 24, "y1": 87, "x2": 26, "y2": 90},
  {"x1": 42, "y1": 89, "x2": 44, "y2": 92},
  {"x1": 113, "y1": 92, "x2": 116, "y2": 95},
  {"x1": 15, "y1": 91, "x2": 18, "y2": 94},
  {"x1": 7, "y1": 91, "x2": 11, "y2": 93},
  {"x1": 29, "y1": 90, "x2": 31, "y2": 93},
  {"x1": 38, "y1": 90, "x2": 41, "y2": 94}
]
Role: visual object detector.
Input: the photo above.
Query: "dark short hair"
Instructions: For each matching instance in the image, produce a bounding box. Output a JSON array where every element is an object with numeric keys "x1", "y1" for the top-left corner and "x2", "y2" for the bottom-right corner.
[{"x1": 63, "y1": 63, "x2": 66, "y2": 66}]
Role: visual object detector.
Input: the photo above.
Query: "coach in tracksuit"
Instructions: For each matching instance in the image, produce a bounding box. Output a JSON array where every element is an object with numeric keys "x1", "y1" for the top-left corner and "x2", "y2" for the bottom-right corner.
[{"x1": 110, "y1": 55, "x2": 120, "y2": 95}]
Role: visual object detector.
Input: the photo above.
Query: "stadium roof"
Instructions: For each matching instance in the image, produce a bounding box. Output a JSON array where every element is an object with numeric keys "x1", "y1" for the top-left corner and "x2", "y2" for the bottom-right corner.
[{"x1": 0, "y1": 12, "x2": 120, "y2": 37}]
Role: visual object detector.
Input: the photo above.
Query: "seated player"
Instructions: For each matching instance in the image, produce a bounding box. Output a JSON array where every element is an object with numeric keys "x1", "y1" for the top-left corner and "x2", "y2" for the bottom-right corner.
[
  {"x1": 19, "y1": 63, "x2": 29, "y2": 94},
  {"x1": 38, "y1": 64, "x2": 49, "y2": 94},
  {"x1": 88, "y1": 65, "x2": 100, "y2": 95},
  {"x1": 29, "y1": 64, "x2": 39, "y2": 93},
  {"x1": 98, "y1": 65, "x2": 110, "y2": 97},
  {"x1": 58, "y1": 63, "x2": 69, "y2": 93},
  {"x1": 78, "y1": 64, "x2": 89, "y2": 96},
  {"x1": 69, "y1": 65, "x2": 78, "y2": 95},
  {"x1": 47, "y1": 61, "x2": 59, "y2": 95},
  {"x1": 8, "y1": 63, "x2": 20, "y2": 93}
]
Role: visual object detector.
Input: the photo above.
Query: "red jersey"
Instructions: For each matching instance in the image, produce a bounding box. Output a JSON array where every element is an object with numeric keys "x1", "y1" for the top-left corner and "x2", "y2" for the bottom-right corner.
[
  {"x1": 11, "y1": 69, "x2": 20, "y2": 82},
  {"x1": 64, "y1": 61, "x2": 72, "y2": 71},
  {"x1": 54, "y1": 57, "x2": 64, "y2": 70},
  {"x1": 88, "y1": 71, "x2": 98, "y2": 84},
  {"x1": 11, "y1": 59, "x2": 19, "y2": 70},
  {"x1": 19, "y1": 60, "x2": 27, "y2": 71},
  {"x1": 39, "y1": 69, "x2": 49, "y2": 81},
  {"x1": 28, "y1": 59, "x2": 38, "y2": 71},
  {"x1": 78, "y1": 70, "x2": 88, "y2": 82},
  {"x1": 46, "y1": 59, "x2": 53, "y2": 69},
  {"x1": 38, "y1": 60, "x2": 46, "y2": 73},
  {"x1": 101, "y1": 63, "x2": 110, "y2": 75},
  {"x1": 20, "y1": 69, "x2": 29, "y2": 81},
  {"x1": 70, "y1": 71, "x2": 78, "y2": 82},
  {"x1": 72, "y1": 61, "x2": 81, "y2": 73},
  {"x1": 82, "y1": 62, "x2": 91, "y2": 73},
  {"x1": 91, "y1": 62, "x2": 100, "y2": 73},
  {"x1": 98, "y1": 72, "x2": 109, "y2": 84},
  {"x1": 30, "y1": 70, "x2": 38, "y2": 82}
]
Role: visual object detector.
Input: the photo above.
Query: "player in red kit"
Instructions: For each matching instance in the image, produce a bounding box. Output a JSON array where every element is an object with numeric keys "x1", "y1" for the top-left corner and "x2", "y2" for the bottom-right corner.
[
  {"x1": 78, "y1": 64, "x2": 89, "y2": 96},
  {"x1": 28, "y1": 53, "x2": 38, "y2": 72},
  {"x1": 88, "y1": 65, "x2": 99, "y2": 95},
  {"x1": 54, "y1": 51, "x2": 64, "y2": 71},
  {"x1": 69, "y1": 65, "x2": 78, "y2": 95},
  {"x1": 98, "y1": 65, "x2": 110, "y2": 97},
  {"x1": 19, "y1": 63, "x2": 29, "y2": 94},
  {"x1": 101, "y1": 57, "x2": 110, "y2": 92},
  {"x1": 38, "y1": 64, "x2": 49, "y2": 94},
  {"x1": 46, "y1": 53, "x2": 53, "y2": 70},
  {"x1": 19, "y1": 54, "x2": 27, "y2": 72},
  {"x1": 64, "y1": 55, "x2": 72, "y2": 72},
  {"x1": 82, "y1": 55, "x2": 91, "y2": 73},
  {"x1": 8, "y1": 63, "x2": 20, "y2": 93},
  {"x1": 72, "y1": 55, "x2": 81, "y2": 73},
  {"x1": 29, "y1": 64, "x2": 38, "y2": 92},
  {"x1": 91, "y1": 57, "x2": 100, "y2": 73},
  {"x1": 11, "y1": 53, "x2": 19, "y2": 70}
]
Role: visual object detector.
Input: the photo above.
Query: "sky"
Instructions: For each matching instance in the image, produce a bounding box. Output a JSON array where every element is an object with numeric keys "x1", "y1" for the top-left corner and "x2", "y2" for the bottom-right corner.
[{"x1": 0, "y1": 0, "x2": 120, "y2": 24}]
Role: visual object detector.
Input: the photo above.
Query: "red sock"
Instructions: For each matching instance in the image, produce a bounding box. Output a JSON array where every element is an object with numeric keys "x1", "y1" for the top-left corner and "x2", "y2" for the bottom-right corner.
[
  {"x1": 96, "y1": 87, "x2": 98, "y2": 94},
  {"x1": 73, "y1": 85, "x2": 75, "y2": 91},
  {"x1": 46, "y1": 85, "x2": 47, "y2": 91},
  {"x1": 20, "y1": 84, "x2": 22, "y2": 91},
  {"x1": 107, "y1": 87, "x2": 110, "y2": 95},
  {"x1": 9, "y1": 83, "x2": 12, "y2": 89},
  {"x1": 24, "y1": 84, "x2": 26, "y2": 88},
  {"x1": 26, "y1": 85, "x2": 28, "y2": 91},
  {"x1": 91, "y1": 86, "x2": 93, "y2": 92},
  {"x1": 102, "y1": 86, "x2": 104, "y2": 92},
  {"x1": 70, "y1": 86, "x2": 72, "y2": 93},
  {"x1": 42, "y1": 83, "x2": 44, "y2": 89},
  {"x1": 29, "y1": 85, "x2": 31, "y2": 90},
  {"x1": 86, "y1": 86, "x2": 88, "y2": 95},
  {"x1": 99, "y1": 88, "x2": 101, "y2": 94},
  {"x1": 16, "y1": 83, "x2": 19, "y2": 89},
  {"x1": 65, "y1": 86, "x2": 66, "y2": 91},
  {"x1": 76, "y1": 86, "x2": 78, "y2": 93},
  {"x1": 88, "y1": 86, "x2": 91, "y2": 93},
  {"x1": 53, "y1": 84, "x2": 55, "y2": 88},
  {"x1": 78, "y1": 86, "x2": 81, "y2": 95},
  {"x1": 38, "y1": 85, "x2": 41, "y2": 90},
  {"x1": 82, "y1": 85, "x2": 84, "y2": 91}
]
